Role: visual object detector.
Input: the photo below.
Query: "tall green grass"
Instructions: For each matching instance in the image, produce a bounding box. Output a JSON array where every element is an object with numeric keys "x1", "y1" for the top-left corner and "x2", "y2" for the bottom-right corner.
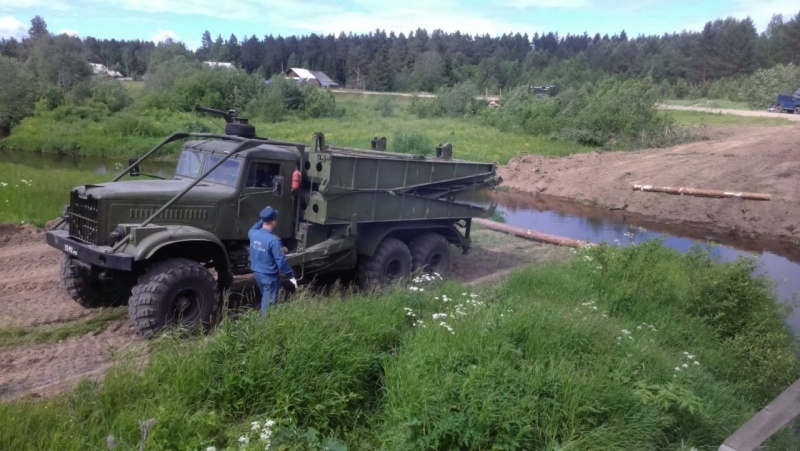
[
  {"x1": 0, "y1": 163, "x2": 109, "y2": 226},
  {"x1": 1, "y1": 94, "x2": 584, "y2": 164},
  {"x1": 1, "y1": 242, "x2": 797, "y2": 450}
]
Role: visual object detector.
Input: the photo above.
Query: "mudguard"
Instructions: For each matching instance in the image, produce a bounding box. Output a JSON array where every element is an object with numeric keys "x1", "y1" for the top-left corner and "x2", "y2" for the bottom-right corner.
[{"x1": 128, "y1": 226, "x2": 230, "y2": 266}]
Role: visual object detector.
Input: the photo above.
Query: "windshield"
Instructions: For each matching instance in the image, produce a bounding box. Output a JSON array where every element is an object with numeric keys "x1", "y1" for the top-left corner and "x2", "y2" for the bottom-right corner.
[
  {"x1": 202, "y1": 154, "x2": 241, "y2": 186},
  {"x1": 175, "y1": 150, "x2": 203, "y2": 178}
]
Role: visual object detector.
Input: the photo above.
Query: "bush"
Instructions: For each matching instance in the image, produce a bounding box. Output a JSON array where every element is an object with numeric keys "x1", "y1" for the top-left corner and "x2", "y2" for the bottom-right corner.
[
  {"x1": 301, "y1": 86, "x2": 344, "y2": 118},
  {"x1": 408, "y1": 82, "x2": 485, "y2": 119},
  {"x1": 482, "y1": 77, "x2": 675, "y2": 148},
  {"x1": 392, "y1": 130, "x2": 433, "y2": 155},
  {"x1": 90, "y1": 79, "x2": 133, "y2": 113},
  {"x1": 373, "y1": 96, "x2": 395, "y2": 117}
]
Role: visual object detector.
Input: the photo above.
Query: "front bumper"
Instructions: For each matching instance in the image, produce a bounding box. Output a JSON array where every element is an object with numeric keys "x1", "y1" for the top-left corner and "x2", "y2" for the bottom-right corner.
[{"x1": 46, "y1": 229, "x2": 133, "y2": 271}]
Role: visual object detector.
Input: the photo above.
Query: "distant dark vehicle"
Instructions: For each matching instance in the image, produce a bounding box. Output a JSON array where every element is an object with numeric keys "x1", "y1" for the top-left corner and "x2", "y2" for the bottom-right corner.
[
  {"x1": 774, "y1": 88, "x2": 800, "y2": 114},
  {"x1": 526, "y1": 85, "x2": 558, "y2": 98}
]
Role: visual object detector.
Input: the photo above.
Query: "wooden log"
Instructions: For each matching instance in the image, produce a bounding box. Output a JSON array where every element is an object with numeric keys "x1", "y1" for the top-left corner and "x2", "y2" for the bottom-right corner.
[
  {"x1": 474, "y1": 218, "x2": 597, "y2": 249},
  {"x1": 632, "y1": 184, "x2": 771, "y2": 201}
]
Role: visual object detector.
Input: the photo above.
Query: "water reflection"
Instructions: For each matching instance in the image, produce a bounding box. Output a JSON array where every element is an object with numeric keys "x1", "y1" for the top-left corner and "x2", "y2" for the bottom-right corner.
[
  {"x1": 464, "y1": 190, "x2": 800, "y2": 332},
  {"x1": 0, "y1": 151, "x2": 175, "y2": 178}
]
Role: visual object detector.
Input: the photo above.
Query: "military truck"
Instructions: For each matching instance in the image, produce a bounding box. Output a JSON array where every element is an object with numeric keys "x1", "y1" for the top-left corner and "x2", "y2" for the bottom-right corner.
[{"x1": 46, "y1": 106, "x2": 501, "y2": 338}]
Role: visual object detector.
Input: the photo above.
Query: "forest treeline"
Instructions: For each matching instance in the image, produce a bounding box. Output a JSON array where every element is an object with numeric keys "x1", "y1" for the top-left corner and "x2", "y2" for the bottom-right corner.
[
  {"x1": 2, "y1": 12, "x2": 799, "y2": 92},
  {"x1": 1, "y1": 13, "x2": 799, "y2": 146}
]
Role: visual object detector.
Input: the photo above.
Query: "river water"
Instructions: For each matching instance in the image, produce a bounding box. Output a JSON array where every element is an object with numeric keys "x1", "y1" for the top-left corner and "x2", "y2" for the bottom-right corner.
[
  {"x1": 464, "y1": 190, "x2": 800, "y2": 333},
  {"x1": 3, "y1": 151, "x2": 798, "y2": 331}
]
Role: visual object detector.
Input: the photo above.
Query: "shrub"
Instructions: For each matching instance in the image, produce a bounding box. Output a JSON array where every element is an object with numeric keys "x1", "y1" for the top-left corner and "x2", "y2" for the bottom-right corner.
[
  {"x1": 373, "y1": 96, "x2": 395, "y2": 117},
  {"x1": 90, "y1": 79, "x2": 133, "y2": 113},
  {"x1": 392, "y1": 130, "x2": 432, "y2": 155}
]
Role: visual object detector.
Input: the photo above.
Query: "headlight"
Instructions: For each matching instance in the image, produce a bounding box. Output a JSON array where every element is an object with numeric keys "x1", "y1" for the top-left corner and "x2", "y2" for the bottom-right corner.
[{"x1": 108, "y1": 226, "x2": 126, "y2": 244}]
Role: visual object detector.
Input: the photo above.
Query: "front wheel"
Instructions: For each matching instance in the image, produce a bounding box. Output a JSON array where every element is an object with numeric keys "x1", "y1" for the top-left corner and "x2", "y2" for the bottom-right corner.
[
  {"x1": 357, "y1": 237, "x2": 412, "y2": 289},
  {"x1": 794, "y1": 107, "x2": 800, "y2": 115},
  {"x1": 128, "y1": 258, "x2": 217, "y2": 338},
  {"x1": 60, "y1": 255, "x2": 130, "y2": 309}
]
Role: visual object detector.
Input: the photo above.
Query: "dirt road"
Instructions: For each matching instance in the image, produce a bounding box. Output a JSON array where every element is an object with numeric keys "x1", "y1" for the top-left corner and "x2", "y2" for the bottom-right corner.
[
  {"x1": 0, "y1": 225, "x2": 566, "y2": 399},
  {"x1": 499, "y1": 125, "x2": 800, "y2": 240}
]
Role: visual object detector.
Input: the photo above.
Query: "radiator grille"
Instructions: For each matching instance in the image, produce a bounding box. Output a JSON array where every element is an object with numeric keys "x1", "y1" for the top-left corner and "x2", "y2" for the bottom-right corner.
[{"x1": 69, "y1": 191, "x2": 99, "y2": 244}]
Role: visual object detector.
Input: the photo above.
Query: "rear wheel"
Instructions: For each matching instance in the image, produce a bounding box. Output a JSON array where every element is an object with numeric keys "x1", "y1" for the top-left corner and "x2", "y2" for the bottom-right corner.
[
  {"x1": 410, "y1": 233, "x2": 452, "y2": 276},
  {"x1": 794, "y1": 107, "x2": 800, "y2": 115},
  {"x1": 60, "y1": 255, "x2": 130, "y2": 309},
  {"x1": 357, "y1": 237, "x2": 412, "y2": 289},
  {"x1": 128, "y1": 258, "x2": 217, "y2": 338}
]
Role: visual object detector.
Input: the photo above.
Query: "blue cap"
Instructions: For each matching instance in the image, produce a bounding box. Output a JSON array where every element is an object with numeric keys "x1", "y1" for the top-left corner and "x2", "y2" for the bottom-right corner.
[{"x1": 260, "y1": 207, "x2": 279, "y2": 221}]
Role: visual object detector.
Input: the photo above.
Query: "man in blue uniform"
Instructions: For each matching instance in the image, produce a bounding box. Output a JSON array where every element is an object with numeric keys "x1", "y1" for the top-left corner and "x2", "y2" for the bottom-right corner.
[{"x1": 249, "y1": 207, "x2": 297, "y2": 317}]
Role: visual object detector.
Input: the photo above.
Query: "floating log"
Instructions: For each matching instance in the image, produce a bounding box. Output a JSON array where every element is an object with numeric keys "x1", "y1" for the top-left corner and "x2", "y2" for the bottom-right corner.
[
  {"x1": 474, "y1": 218, "x2": 597, "y2": 248},
  {"x1": 632, "y1": 184, "x2": 771, "y2": 201}
]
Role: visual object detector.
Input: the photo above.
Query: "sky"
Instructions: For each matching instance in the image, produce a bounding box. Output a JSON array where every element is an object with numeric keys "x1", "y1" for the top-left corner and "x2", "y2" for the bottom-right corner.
[{"x1": 0, "y1": 0, "x2": 798, "y2": 50}]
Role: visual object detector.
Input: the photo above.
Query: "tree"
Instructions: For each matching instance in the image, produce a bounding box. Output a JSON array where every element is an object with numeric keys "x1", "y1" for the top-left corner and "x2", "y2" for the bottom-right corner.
[
  {"x1": 26, "y1": 34, "x2": 92, "y2": 92},
  {"x1": 0, "y1": 56, "x2": 35, "y2": 136},
  {"x1": 367, "y1": 45, "x2": 393, "y2": 91},
  {"x1": 28, "y1": 16, "x2": 48, "y2": 40},
  {"x1": 411, "y1": 50, "x2": 443, "y2": 92}
]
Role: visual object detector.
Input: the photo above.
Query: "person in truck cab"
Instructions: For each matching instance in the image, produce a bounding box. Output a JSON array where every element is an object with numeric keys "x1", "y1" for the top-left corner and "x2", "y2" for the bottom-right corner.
[{"x1": 248, "y1": 207, "x2": 297, "y2": 317}]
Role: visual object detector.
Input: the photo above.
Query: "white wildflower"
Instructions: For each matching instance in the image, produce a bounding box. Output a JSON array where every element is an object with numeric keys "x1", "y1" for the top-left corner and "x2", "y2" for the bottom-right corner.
[
  {"x1": 239, "y1": 436, "x2": 249, "y2": 444},
  {"x1": 687, "y1": 354, "x2": 695, "y2": 360},
  {"x1": 682, "y1": 363, "x2": 689, "y2": 368},
  {"x1": 409, "y1": 286, "x2": 420, "y2": 291},
  {"x1": 265, "y1": 419, "x2": 275, "y2": 428},
  {"x1": 683, "y1": 351, "x2": 689, "y2": 355},
  {"x1": 583, "y1": 255, "x2": 593, "y2": 262},
  {"x1": 675, "y1": 367, "x2": 681, "y2": 371},
  {"x1": 251, "y1": 421, "x2": 261, "y2": 431},
  {"x1": 694, "y1": 361, "x2": 700, "y2": 366},
  {"x1": 206, "y1": 447, "x2": 217, "y2": 451},
  {"x1": 432, "y1": 313, "x2": 448, "y2": 320}
]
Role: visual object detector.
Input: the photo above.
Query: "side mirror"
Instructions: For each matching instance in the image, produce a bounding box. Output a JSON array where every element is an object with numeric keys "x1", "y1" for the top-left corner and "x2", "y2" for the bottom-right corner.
[
  {"x1": 128, "y1": 158, "x2": 140, "y2": 177},
  {"x1": 272, "y1": 175, "x2": 284, "y2": 196}
]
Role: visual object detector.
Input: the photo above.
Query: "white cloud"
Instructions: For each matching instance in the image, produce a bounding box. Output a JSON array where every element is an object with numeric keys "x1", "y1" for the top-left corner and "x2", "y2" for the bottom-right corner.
[
  {"x1": 151, "y1": 29, "x2": 179, "y2": 43},
  {"x1": 58, "y1": 28, "x2": 79, "y2": 37},
  {"x1": 0, "y1": 16, "x2": 27, "y2": 39},
  {"x1": 119, "y1": 0, "x2": 533, "y2": 36},
  {"x1": 730, "y1": 0, "x2": 799, "y2": 31}
]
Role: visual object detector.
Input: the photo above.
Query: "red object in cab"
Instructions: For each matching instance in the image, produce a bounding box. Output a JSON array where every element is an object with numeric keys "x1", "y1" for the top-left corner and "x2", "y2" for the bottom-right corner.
[{"x1": 291, "y1": 168, "x2": 301, "y2": 191}]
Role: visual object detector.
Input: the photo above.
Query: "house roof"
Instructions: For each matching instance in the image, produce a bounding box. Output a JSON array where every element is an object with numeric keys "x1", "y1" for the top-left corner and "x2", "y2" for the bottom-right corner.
[
  {"x1": 288, "y1": 67, "x2": 315, "y2": 79},
  {"x1": 287, "y1": 68, "x2": 340, "y2": 87},
  {"x1": 309, "y1": 70, "x2": 339, "y2": 87}
]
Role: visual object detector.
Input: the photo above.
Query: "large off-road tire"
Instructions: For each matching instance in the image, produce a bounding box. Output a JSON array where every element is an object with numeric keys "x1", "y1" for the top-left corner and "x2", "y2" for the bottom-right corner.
[
  {"x1": 129, "y1": 258, "x2": 217, "y2": 338},
  {"x1": 357, "y1": 237, "x2": 412, "y2": 289},
  {"x1": 60, "y1": 255, "x2": 130, "y2": 309},
  {"x1": 410, "y1": 233, "x2": 452, "y2": 276}
]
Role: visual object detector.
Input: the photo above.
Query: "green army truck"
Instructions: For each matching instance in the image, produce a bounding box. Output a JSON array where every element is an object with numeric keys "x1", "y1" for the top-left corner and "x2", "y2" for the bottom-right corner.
[{"x1": 46, "y1": 106, "x2": 501, "y2": 338}]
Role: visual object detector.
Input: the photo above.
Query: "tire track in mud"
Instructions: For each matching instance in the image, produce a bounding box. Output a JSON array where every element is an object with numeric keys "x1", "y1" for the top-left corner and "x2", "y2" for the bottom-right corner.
[{"x1": 0, "y1": 225, "x2": 142, "y2": 399}]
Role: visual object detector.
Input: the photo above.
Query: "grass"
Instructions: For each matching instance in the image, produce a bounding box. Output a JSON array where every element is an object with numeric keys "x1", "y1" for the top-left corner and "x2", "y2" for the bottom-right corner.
[
  {"x1": 0, "y1": 163, "x2": 109, "y2": 226},
  {"x1": 1, "y1": 242, "x2": 798, "y2": 450},
  {"x1": 1, "y1": 93, "x2": 585, "y2": 164},
  {"x1": 663, "y1": 98, "x2": 753, "y2": 110},
  {"x1": 0, "y1": 308, "x2": 127, "y2": 347},
  {"x1": 667, "y1": 110, "x2": 791, "y2": 127}
]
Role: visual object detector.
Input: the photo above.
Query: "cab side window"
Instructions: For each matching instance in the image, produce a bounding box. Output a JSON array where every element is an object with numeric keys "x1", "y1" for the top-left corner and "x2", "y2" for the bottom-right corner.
[{"x1": 245, "y1": 162, "x2": 281, "y2": 188}]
